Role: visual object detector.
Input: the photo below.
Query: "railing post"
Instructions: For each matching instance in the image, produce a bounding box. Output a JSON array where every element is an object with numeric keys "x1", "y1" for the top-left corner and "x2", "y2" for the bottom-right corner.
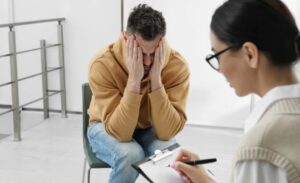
[
  {"x1": 9, "y1": 26, "x2": 21, "y2": 141},
  {"x1": 57, "y1": 21, "x2": 67, "y2": 118},
  {"x1": 40, "y1": 40, "x2": 49, "y2": 119},
  {"x1": 121, "y1": 0, "x2": 124, "y2": 32}
]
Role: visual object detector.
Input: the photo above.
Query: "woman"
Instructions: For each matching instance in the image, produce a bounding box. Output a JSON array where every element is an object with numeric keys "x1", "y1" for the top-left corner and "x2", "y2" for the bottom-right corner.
[{"x1": 172, "y1": 0, "x2": 300, "y2": 182}]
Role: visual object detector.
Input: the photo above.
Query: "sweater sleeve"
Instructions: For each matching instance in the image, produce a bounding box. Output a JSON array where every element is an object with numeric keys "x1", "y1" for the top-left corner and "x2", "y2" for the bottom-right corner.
[
  {"x1": 89, "y1": 61, "x2": 143, "y2": 142},
  {"x1": 148, "y1": 60, "x2": 189, "y2": 140}
]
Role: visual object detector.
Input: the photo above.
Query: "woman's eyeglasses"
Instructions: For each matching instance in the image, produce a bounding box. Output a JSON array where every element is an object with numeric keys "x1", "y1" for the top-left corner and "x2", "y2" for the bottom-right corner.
[{"x1": 205, "y1": 44, "x2": 242, "y2": 71}]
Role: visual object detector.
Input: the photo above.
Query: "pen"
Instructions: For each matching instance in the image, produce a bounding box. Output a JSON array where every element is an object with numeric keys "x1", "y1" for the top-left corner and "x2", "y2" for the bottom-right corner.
[
  {"x1": 183, "y1": 158, "x2": 217, "y2": 165},
  {"x1": 167, "y1": 158, "x2": 217, "y2": 167}
]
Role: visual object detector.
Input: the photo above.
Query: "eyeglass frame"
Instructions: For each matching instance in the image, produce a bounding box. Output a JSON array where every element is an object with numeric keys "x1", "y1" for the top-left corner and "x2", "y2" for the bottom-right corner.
[{"x1": 205, "y1": 43, "x2": 242, "y2": 71}]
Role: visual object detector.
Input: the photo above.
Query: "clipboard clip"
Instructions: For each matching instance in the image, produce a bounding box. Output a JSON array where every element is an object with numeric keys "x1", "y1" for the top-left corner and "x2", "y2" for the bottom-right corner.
[{"x1": 149, "y1": 149, "x2": 173, "y2": 163}]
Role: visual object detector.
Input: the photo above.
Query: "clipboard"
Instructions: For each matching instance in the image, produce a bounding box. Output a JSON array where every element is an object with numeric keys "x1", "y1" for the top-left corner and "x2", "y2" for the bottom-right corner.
[{"x1": 132, "y1": 143, "x2": 185, "y2": 183}]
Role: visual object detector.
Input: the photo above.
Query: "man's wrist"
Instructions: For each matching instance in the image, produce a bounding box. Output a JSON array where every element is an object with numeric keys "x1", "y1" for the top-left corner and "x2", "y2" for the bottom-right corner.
[
  {"x1": 127, "y1": 79, "x2": 141, "y2": 93},
  {"x1": 150, "y1": 77, "x2": 162, "y2": 91}
]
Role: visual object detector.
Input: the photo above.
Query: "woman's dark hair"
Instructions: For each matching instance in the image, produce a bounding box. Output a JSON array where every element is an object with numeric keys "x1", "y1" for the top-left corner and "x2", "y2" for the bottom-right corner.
[
  {"x1": 211, "y1": 0, "x2": 300, "y2": 66},
  {"x1": 127, "y1": 4, "x2": 166, "y2": 41}
]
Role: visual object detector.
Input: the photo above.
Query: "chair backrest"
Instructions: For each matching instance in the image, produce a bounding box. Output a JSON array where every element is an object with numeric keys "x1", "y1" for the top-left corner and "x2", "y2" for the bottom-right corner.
[
  {"x1": 82, "y1": 83, "x2": 92, "y2": 141},
  {"x1": 82, "y1": 83, "x2": 109, "y2": 168}
]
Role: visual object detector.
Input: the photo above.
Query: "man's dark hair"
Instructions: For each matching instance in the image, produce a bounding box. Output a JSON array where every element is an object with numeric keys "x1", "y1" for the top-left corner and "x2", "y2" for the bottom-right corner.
[
  {"x1": 211, "y1": 0, "x2": 300, "y2": 66},
  {"x1": 126, "y1": 4, "x2": 166, "y2": 41}
]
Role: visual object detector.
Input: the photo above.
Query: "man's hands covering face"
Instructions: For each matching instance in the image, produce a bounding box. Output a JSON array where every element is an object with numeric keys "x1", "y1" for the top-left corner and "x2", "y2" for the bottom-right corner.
[
  {"x1": 150, "y1": 40, "x2": 165, "y2": 91},
  {"x1": 125, "y1": 36, "x2": 165, "y2": 93},
  {"x1": 125, "y1": 36, "x2": 143, "y2": 93},
  {"x1": 126, "y1": 36, "x2": 144, "y2": 83}
]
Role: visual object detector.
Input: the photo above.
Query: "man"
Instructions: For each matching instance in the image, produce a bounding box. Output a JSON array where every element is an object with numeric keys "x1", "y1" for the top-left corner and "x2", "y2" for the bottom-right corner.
[{"x1": 87, "y1": 4, "x2": 189, "y2": 183}]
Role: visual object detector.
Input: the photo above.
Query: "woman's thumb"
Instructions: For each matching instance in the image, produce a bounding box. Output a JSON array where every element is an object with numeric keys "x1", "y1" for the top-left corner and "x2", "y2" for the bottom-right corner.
[{"x1": 175, "y1": 161, "x2": 193, "y2": 173}]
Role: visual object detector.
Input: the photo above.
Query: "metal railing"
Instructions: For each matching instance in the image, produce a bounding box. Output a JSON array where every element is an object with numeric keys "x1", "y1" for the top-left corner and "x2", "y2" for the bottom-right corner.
[{"x1": 0, "y1": 18, "x2": 67, "y2": 141}]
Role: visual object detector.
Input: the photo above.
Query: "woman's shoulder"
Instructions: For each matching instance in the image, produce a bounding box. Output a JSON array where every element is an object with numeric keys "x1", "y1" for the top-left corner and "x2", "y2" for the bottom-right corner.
[{"x1": 242, "y1": 98, "x2": 300, "y2": 144}]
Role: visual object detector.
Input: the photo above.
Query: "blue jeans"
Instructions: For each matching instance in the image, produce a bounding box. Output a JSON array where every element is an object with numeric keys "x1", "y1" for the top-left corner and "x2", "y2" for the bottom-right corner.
[{"x1": 87, "y1": 123, "x2": 176, "y2": 183}]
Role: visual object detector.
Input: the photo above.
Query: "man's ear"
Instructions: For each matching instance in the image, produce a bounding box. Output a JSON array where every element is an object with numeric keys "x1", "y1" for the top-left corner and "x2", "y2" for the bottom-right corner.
[
  {"x1": 242, "y1": 42, "x2": 259, "y2": 69},
  {"x1": 122, "y1": 31, "x2": 128, "y2": 41}
]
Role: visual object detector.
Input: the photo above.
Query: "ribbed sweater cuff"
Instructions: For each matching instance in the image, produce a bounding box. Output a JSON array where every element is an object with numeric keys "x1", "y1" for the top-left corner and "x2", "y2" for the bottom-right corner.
[
  {"x1": 148, "y1": 87, "x2": 167, "y2": 102},
  {"x1": 123, "y1": 88, "x2": 143, "y2": 106}
]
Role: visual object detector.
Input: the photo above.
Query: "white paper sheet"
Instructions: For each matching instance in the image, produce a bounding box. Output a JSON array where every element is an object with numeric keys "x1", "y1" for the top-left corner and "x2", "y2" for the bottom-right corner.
[
  {"x1": 139, "y1": 161, "x2": 185, "y2": 183},
  {"x1": 138, "y1": 147, "x2": 185, "y2": 183}
]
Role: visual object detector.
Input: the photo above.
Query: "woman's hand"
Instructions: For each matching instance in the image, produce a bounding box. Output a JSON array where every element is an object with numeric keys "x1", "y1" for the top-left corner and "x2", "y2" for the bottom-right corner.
[{"x1": 172, "y1": 149, "x2": 216, "y2": 183}]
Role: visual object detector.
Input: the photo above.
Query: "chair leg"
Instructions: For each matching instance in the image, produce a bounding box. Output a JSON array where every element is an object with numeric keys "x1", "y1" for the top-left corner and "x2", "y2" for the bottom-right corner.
[
  {"x1": 88, "y1": 167, "x2": 91, "y2": 183},
  {"x1": 81, "y1": 158, "x2": 87, "y2": 183}
]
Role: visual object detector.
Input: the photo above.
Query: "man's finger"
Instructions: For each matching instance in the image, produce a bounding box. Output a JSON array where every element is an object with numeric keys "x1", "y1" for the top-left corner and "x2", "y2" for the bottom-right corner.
[
  {"x1": 154, "y1": 47, "x2": 160, "y2": 63},
  {"x1": 133, "y1": 40, "x2": 137, "y2": 61},
  {"x1": 128, "y1": 36, "x2": 133, "y2": 57},
  {"x1": 137, "y1": 47, "x2": 143, "y2": 63},
  {"x1": 160, "y1": 41, "x2": 164, "y2": 61},
  {"x1": 125, "y1": 37, "x2": 129, "y2": 56}
]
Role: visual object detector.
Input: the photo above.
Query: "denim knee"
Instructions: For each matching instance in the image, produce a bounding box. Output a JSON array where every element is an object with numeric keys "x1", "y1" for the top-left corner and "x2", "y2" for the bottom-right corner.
[{"x1": 114, "y1": 142, "x2": 145, "y2": 167}]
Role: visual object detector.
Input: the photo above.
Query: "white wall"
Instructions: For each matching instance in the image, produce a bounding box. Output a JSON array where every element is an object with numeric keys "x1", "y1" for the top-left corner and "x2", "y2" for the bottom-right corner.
[
  {"x1": 0, "y1": 0, "x2": 9, "y2": 23},
  {"x1": 60, "y1": 0, "x2": 121, "y2": 111},
  {"x1": 0, "y1": 0, "x2": 120, "y2": 112},
  {"x1": 0, "y1": 0, "x2": 299, "y2": 128},
  {"x1": 0, "y1": 0, "x2": 11, "y2": 109}
]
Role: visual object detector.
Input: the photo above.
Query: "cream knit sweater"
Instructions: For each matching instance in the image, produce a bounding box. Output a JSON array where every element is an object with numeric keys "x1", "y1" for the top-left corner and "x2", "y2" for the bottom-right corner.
[{"x1": 232, "y1": 98, "x2": 300, "y2": 183}]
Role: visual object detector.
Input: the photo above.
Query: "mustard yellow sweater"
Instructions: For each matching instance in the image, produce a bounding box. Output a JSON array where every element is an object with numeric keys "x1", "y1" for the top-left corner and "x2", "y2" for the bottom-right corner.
[{"x1": 88, "y1": 36, "x2": 190, "y2": 142}]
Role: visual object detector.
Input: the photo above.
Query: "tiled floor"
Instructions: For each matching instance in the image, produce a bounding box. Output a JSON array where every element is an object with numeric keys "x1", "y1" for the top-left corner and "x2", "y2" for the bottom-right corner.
[{"x1": 0, "y1": 112, "x2": 242, "y2": 183}]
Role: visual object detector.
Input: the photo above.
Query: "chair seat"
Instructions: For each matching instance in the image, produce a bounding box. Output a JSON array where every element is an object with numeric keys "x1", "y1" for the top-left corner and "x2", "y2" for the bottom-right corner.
[
  {"x1": 83, "y1": 137, "x2": 110, "y2": 168},
  {"x1": 87, "y1": 157, "x2": 110, "y2": 168}
]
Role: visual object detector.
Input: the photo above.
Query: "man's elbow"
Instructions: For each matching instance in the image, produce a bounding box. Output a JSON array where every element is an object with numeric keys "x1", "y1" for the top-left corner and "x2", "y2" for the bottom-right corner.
[
  {"x1": 156, "y1": 133, "x2": 173, "y2": 141},
  {"x1": 156, "y1": 123, "x2": 185, "y2": 140},
  {"x1": 113, "y1": 135, "x2": 132, "y2": 142},
  {"x1": 104, "y1": 124, "x2": 132, "y2": 142},
  {"x1": 156, "y1": 129, "x2": 179, "y2": 141}
]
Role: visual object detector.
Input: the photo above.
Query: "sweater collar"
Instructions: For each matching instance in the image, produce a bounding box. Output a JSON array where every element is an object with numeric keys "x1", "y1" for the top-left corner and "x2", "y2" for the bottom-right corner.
[
  {"x1": 111, "y1": 35, "x2": 171, "y2": 73},
  {"x1": 244, "y1": 83, "x2": 300, "y2": 133}
]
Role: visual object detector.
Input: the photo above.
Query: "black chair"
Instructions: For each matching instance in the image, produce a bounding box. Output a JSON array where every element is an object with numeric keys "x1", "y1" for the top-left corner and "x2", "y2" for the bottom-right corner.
[{"x1": 81, "y1": 83, "x2": 110, "y2": 183}]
